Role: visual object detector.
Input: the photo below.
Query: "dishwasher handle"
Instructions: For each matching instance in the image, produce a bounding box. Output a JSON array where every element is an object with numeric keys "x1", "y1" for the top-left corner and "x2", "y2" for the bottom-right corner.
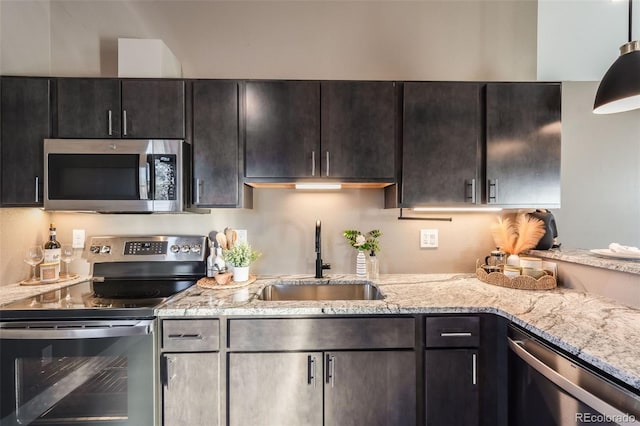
[
  {"x1": 0, "y1": 320, "x2": 154, "y2": 340},
  {"x1": 508, "y1": 337, "x2": 640, "y2": 425}
]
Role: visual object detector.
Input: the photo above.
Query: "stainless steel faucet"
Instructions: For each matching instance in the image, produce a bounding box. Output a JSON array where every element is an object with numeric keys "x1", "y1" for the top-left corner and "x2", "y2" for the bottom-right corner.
[{"x1": 315, "y1": 220, "x2": 330, "y2": 278}]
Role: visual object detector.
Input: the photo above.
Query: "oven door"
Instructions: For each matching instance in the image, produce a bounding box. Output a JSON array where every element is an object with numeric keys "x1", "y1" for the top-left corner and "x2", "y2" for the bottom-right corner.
[{"x1": 0, "y1": 320, "x2": 155, "y2": 426}]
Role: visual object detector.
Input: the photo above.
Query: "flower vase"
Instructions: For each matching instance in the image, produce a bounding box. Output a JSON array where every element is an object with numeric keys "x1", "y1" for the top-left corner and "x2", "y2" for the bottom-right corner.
[{"x1": 356, "y1": 250, "x2": 367, "y2": 278}]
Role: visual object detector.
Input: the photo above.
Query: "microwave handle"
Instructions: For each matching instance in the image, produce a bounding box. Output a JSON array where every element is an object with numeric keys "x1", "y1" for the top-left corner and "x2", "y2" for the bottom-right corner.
[{"x1": 139, "y1": 155, "x2": 149, "y2": 200}]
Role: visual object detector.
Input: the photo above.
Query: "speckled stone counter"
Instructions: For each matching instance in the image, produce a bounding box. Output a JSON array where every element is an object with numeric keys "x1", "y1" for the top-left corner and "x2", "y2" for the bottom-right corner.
[
  {"x1": 157, "y1": 274, "x2": 640, "y2": 391},
  {"x1": 0, "y1": 276, "x2": 90, "y2": 306},
  {"x1": 529, "y1": 248, "x2": 640, "y2": 275}
]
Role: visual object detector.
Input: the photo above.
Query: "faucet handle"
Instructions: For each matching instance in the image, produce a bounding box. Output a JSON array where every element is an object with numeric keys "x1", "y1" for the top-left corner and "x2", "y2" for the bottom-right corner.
[{"x1": 322, "y1": 263, "x2": 331, "y2": 270}]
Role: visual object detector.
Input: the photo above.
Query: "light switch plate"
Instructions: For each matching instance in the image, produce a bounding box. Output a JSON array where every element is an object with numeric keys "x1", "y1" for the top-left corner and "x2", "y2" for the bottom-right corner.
[
  {"x1": 72, "y1": 229, "x2": 86, "y2": 249},
  {"x1": 420, "y1": 229, "x2": 438, "y2": 248}
]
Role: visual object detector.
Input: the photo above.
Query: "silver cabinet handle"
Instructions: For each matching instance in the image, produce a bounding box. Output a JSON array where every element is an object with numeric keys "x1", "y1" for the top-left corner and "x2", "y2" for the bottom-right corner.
[
  {"x1": 326, "y1": 151, "x2": 330, "y2": 177},
  {"x1": 308, "y1": 355, "x2": 317, "y2": 388},
  {"x1": 123, "y1": 110, "x2": 128, "y2": 136},
  {"x1": 326, "y1": 354, "x2": 336, "y2": 387},
  {"x1": 108, "y1": 110, "x2": 113, "y2": 136},
  {"x1": 167, "y1": 333, "x2": 202, "y2": 340},
  {"x1": 440, "y1": 332, "x2": 472, "y2": 337},
  {"x1": 472, "y1": 353, "x2": 477, "y2": 385},
  {"x1": 195, "y1": 179, "x2": 202, "y2": 204},
  {"x1": 465, "y1": 179, "x2": 476, "y2": 204},
  {"x1": 488, "y1": 179, "x2": 498, "y2": 203},
  {"x1": 312, "y1": 151, "x2": 316, "y2": 176},
  {"x1": 34, "y1": 176, "x2": 39, "y2": 203}
]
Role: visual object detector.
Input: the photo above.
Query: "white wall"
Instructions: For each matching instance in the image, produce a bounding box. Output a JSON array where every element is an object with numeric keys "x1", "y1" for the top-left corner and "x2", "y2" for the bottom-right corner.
[
  {"x1": 553, "y1": 82, "x2": 640, "y2": 248},
  {"x1": 537, "y1": 0, "x2": 639, "y2": 81}
]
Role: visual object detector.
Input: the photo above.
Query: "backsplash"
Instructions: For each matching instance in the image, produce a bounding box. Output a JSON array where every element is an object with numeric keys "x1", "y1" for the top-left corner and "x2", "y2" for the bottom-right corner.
[{"x1": 0, "y1": 189, "x2": 497, "y2": 286}]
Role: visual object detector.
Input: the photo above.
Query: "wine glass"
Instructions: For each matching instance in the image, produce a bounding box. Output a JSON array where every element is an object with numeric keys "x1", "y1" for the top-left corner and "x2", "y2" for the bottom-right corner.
[
  {"x1": 24, "y1": 246, "x2": 44, "y2": 283},
  {"x1": 60, "y1": 244, "x2": 75, "y2": 278}
]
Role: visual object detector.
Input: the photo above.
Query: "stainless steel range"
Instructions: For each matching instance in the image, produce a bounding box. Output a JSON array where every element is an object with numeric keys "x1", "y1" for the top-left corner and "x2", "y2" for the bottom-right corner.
[{"x1": 0, "y1": 235, "x2": 207, "y2": 426}]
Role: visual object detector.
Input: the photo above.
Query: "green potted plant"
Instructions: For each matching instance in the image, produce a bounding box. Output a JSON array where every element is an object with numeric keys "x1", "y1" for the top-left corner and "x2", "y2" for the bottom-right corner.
[{"x1": 223, "y1": 242, "x2": 261, "y2": 282}]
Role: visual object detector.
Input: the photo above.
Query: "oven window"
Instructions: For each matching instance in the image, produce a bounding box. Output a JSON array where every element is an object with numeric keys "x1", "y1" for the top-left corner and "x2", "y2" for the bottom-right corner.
[
  {"x1": 48, "y1": 154, "x2": 139, "y2": 200},
  {"x1": 17, "y1": 356, "x2": 128, "y2": 423},
  {"x1": 1, "y1": 334, "x2": 154, "y2": 426}
]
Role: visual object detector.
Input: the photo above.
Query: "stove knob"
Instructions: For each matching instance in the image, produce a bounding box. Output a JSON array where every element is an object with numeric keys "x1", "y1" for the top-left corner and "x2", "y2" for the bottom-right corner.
[
  {"x1": 191, "y1": 244, "x2": 202, "y2": 254},
  {"x1": 100, "y1": 245, "x2": 111, "y2": 254},
  {"x1": 90, "y1": 245, "x2": 101, "y2": 254},
  {"x1": 181, "y1": 244, "x2": 190, "y2": 253},
  {"x1": 170, "y1": 244, "x2": 180, "y2": 253}
]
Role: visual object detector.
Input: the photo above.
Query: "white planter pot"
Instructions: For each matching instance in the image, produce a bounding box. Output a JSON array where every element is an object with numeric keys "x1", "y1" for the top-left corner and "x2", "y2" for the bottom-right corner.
[{"x1": 233, "y1": 266, "x2": 249, "y2": 282}]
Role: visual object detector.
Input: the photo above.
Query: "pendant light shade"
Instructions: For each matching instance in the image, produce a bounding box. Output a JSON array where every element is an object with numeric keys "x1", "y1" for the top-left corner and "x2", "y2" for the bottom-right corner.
[
  {"x1": 594, "y1": 41, "x2": 640, "y2": 114},
  {"x1": 593, "y1": 0, "x2": 640, "y2": 114}
]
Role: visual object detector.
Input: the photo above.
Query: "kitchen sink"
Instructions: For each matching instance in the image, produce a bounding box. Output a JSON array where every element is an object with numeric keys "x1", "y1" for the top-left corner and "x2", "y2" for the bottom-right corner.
[{"x1": 258, "y1": 283, "x2": 383, "y2": 301}]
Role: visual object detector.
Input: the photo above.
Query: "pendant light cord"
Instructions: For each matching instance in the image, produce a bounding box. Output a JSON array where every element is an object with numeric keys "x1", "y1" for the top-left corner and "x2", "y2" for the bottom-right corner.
[{"x1": 630, "y1": 0, "x2": 633, "y2": 43}]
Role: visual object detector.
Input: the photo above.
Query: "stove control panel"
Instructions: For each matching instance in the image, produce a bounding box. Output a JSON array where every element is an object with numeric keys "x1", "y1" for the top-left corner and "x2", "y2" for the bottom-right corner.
[{"x1": 84, "y1": 235, "x2": 207, "y2": 262}]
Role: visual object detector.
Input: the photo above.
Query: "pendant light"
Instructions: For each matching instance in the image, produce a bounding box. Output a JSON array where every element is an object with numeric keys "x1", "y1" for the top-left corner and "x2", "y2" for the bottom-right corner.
[{"x1": 593, "y1": 0, "x2": 640, "y2": 114}]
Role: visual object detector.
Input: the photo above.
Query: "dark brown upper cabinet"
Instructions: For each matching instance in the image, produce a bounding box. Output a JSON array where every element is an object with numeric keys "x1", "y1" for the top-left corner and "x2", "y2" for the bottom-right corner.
[
  {"x1": 401, "y1": 82, "x2": 481, "y2": 206},
  {"x1": 486, "y1": 83, "x2": 561, "y2": 207},
  {"x1": 244, "y1": 80, "x2": 396, "y2": 182},
  {"x1": 320, "y1": 81, "x2": 395, "y2": 180},
  {"x1": 57, "y1": 78, "x2": 121, "y2": 138},
  {"x1": 1, "y1": 77, "x2": 51, "y2": 206},
  {"x1": 244, "y1": 81, "x2": 320, "y2": 179},
  {"x1": 56, "y1": 78, "x2": 185, "y2": 139},
  {"x1": 192, "y1": 80, "x2": 243, "y2": 207}
]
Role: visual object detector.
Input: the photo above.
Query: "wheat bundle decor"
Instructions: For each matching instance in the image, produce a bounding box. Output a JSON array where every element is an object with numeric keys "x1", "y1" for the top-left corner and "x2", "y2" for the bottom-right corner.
[{"x1": 490, "y1": 214, "x2": 546, "y2": 255}]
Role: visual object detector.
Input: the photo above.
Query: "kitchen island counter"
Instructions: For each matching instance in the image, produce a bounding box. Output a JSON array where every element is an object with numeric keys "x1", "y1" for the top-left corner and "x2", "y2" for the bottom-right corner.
[{"x1": 157, "y1": 273, "x2": 640, "y2": 391}]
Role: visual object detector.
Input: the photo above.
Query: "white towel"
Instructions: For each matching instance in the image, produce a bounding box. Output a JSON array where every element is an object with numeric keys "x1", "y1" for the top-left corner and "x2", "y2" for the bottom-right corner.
[{"x1": 609, "y1": 243, "x2": 640, "y2": 255}]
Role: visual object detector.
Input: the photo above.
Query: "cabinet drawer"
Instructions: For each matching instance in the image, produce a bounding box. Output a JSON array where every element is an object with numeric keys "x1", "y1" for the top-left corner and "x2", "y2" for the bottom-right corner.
[
  {"x1": 162, "y1": 319, "x2": 219, "y2": 352},
  {"x1": 425, "y1": 316, "x2": 480, "y2": 348},
  {"x1": 228, "y1": 317, "x2": 415, "y2": 351}
]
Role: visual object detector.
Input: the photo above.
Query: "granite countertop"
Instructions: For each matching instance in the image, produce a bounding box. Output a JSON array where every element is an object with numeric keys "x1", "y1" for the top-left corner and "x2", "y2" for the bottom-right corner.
[
  {"x1": 529, "y1": 248, "x2": 640, "y2": 275},
  {"x1": 0, "y1": 276, "x2": 91, "y2": 306},
  {"x1": 158, "y1": 274, "x2": 640, "y2": 391}
]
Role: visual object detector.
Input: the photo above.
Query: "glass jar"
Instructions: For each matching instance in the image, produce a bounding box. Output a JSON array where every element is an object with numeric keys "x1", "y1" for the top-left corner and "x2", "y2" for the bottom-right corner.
[{"x1": 367, "y1": 253, "x2": 379, "y2": 280}]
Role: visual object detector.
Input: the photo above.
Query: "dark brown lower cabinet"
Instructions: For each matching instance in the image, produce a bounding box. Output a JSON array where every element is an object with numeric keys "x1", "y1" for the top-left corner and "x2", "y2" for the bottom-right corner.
[
  {"x1": 228, "y1": 350, "x2": 416, "y2": 426},
  {"x1": 425, "y1": 349, "x2": 479, "y2": 426},
  {"x1": 162, "y1": 352, "x2": 220, "y2": 425}
]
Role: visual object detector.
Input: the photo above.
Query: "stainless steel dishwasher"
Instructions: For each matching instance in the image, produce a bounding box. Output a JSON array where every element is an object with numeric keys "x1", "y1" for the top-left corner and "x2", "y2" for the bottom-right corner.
[{"x1": 508, "y1": 325, "x2": 640, "y2": 426}]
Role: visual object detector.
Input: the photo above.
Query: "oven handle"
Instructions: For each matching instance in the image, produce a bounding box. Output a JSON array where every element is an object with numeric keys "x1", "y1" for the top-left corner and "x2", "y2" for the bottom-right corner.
[
  {"x1": 508, "y1": 337, "x2": 640, "y2": 424},
  {"x1": 0, "y1": 320, "x2": 153, "y2": 340}
]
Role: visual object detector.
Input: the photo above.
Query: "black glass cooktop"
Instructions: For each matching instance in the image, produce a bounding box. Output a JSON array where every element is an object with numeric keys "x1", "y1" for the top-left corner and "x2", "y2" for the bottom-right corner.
[{"x1": 0, "y1": 280, "x2": 188, "y2": 320}]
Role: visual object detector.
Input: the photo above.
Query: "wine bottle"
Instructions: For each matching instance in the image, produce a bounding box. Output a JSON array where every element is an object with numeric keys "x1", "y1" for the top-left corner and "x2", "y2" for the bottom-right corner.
[{"x1": 43, "y1": 223, "x2": 62, "y2": 280}]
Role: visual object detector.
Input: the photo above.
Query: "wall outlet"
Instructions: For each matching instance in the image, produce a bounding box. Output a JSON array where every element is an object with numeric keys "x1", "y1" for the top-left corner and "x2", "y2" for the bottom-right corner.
[
  {"x1": 72, "y1": 229, "x2": 86, "y2": 249},
  {"x1": 420, "y1": 229, "x2": 438, "y2": 248}
]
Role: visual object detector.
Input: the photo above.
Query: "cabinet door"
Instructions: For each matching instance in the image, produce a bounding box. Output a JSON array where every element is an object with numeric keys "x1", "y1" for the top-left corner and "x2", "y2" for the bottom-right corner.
[
  {"x1": 324, "y1": 351, "x2": 416, "y2": 426},
  {"x1": 1, "y1": 77, "x2": 50, "y2": 206},
  {"x1": 321, "y1": 81, "x2": 395, "y2": 179},
  {"x1": 402, "y1": 82, "x2": 481, "y2": 206},
  {"x1": 425, "y1": 349, "x2": 479, "y2": 426},
  {"x1": 57, "y1": 78, "x2": 121, "y2": 138},
  {"x1": 486, "y1": 83, "x2": 561, "y2": 207},
  {"x1": 228, "y1": 352, "x2": 323, "y2": 426},
  {"x1": 162, "y1": 352, "x2": 219, "y2": 426},
  {"x1": 245, "y1": 81, "x2": 320, "y2": 178},
  {"x1": 121, "y1": 80, "x2": 185, "y2": 139},
  {"x1": 192, "y1": 80, "x2": 239, "y2": 206}
]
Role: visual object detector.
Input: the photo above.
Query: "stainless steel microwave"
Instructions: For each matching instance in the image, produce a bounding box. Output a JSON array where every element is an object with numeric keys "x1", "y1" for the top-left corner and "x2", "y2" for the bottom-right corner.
[{"x1": 44, "y1": 139, "x2": 189, "y2": 213}]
